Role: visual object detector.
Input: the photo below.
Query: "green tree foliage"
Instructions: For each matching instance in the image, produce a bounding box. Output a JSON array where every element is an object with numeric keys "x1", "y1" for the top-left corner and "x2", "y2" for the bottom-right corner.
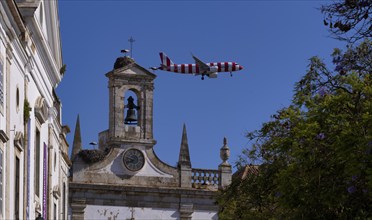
[
  {"x1": 23, "y1": 98, "x2": 31, "y2": 123},
  {"x1": 322, "y1": 0, "x2": 371, "y2": 43},
  {"x1": 217, "y1": 40, "x2": 372, "y2": 219}
]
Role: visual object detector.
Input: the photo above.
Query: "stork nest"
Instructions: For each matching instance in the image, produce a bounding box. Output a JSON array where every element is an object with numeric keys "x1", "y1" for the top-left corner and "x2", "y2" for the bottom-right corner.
[
  {"x1": 78, "y1": 148, "x2": 110, "y2": 164},
  {"x1": 114, "y1": 56, "x2": 135, "y2": 69}
]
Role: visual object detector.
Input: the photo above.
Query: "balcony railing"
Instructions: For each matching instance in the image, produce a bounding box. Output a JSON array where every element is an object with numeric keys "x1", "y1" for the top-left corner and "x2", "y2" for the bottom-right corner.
[{"x1": 191, "y1": 168, "x2": 219, "y2": 189}]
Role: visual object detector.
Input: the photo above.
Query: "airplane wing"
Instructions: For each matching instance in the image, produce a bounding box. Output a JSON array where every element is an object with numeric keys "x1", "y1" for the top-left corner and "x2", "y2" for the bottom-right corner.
[{"x1": 192, "y1": 55, "x2": 210, "y2": 73}]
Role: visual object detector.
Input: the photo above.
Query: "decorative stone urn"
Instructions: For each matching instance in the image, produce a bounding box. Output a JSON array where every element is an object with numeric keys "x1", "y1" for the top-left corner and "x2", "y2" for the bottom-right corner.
[{"x1": 220, "y1": 137, "x2": 230, "y2": 165}]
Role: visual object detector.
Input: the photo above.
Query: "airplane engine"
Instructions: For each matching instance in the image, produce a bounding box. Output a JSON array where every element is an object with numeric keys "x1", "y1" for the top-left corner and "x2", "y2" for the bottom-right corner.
[
  {"x1": 208, "y1": 72, "x2": 218, "y2": 78},
  {"x1": 209, "y1": 66, "x2": 218, "y2": 72}
]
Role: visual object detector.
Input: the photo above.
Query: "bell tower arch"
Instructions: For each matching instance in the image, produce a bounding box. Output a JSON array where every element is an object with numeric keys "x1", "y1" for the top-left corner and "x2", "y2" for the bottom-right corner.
[{"x1": 103, "y1": 56, "x2": 156, "y2": 147}]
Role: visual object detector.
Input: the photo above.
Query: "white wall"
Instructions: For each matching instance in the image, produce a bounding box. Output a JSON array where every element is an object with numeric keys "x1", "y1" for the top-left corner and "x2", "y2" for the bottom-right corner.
[
  {"x1": 192, "y1": 210, "x2": 218, "y2": 220},
  {"x1": 0, "y1": 0, "x2": 67, "y2": 219},
  {"x1": 85, "y1": 205, "x2": 218, "y2": 220},
  {"x1": 85, "y1": 205, "x2": 180, "y2": 220}
]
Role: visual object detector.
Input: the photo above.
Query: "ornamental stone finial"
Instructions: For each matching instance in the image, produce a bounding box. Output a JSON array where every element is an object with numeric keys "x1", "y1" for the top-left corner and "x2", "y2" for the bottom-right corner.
[{"x1": 220, "y1": 137, "x2": 230, "y2": 165}]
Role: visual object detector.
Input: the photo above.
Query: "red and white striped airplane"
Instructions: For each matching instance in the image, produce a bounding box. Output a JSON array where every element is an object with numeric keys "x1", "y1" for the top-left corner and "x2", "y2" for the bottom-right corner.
[{"x1": 155, "y1": 52, "x2": 244, "y2": 80}]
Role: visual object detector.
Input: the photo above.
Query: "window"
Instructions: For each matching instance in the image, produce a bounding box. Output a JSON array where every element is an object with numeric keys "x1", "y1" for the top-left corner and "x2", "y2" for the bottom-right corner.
[
  {"x1": 62, "y1": 183, "x2": 66, "y2": 220},
  {"x1": 54, "y1": 203, "x2": 57, "y2": 220},
  {"x1": 54, "y1": 151, "x2": 57, "y2": 171},
  {"x1": 15, "y1": 157, "x2": 20, "y2": 220},
  {"x1": 35, "y1": 129, "x2": 40, "y2": 197},
  {"x1": 16, "y1": 87, "x2": 19, "y2": 110}
]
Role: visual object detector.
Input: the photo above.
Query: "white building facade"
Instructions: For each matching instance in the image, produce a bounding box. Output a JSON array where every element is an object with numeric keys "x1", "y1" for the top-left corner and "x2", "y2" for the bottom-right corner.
[{"x1": 0, "y1": 0, "x2": 70, "y2": 219}]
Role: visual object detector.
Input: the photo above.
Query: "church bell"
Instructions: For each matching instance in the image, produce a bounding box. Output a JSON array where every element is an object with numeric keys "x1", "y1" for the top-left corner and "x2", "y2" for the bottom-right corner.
[
  {"x1": 124, "y1": 96, "x2": 138, "y2": 124},
  {"x1": 125, "y1": 109, "x2": 137, "y2": 124}
]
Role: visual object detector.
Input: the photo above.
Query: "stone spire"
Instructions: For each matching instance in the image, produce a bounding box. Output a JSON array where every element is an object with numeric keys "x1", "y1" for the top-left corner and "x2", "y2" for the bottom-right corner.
[
  {"x1": 178, "y1": 124, "x2": 191, "y2": 168},
  {"x1": 71, "y1": 114, "x2": 82, "y2": 160}
]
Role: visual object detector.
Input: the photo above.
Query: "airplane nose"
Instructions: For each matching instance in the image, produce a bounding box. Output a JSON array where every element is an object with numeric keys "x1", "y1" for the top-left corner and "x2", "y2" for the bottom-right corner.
[{"x1": 239, "y1": 65, "x2": 243, "y2": 70}]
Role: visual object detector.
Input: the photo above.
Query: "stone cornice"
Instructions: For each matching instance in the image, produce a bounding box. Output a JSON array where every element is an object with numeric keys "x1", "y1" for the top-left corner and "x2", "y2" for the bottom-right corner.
[
  {"x1": 14, "y1": 0, "x2": 41, "y2": 18},
  {"x1": 106, "y1": 138, "x2": 156, "y2": 147},
  {"x1": 69, "y1": 182, "x2": 219, "y2": 211},
  {"x1": 5, "y1": 0, "x2": 27, "y2": 34},
  {"x1": 70, "y1": 182, "x2": 217, "y2": 197}
]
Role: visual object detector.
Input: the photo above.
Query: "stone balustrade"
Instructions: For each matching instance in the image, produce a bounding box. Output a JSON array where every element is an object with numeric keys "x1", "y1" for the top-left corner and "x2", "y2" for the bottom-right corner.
[{"x1": 191, "y1": 168, "x2": 220, "y2": 189}]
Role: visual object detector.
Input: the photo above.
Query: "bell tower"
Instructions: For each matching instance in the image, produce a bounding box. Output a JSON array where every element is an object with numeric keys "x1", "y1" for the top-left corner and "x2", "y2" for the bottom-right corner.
[
  {"x1": 99, "y1": 56, "x2": 156, "y2": 148},
  {"x1": 70, "y1": 54, "x2": 232, "y2": 220}
]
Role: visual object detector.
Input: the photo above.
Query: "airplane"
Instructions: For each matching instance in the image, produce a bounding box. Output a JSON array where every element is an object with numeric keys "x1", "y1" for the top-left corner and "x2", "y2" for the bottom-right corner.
[{"x1": 153, "y1": 52, "x2": 244, "y2": 80}]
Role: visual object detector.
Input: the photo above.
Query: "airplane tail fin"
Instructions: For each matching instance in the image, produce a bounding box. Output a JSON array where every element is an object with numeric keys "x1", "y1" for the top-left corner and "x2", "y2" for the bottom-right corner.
[{"x1": 159, "y1": 52, "x2": 174, "y2": 66}]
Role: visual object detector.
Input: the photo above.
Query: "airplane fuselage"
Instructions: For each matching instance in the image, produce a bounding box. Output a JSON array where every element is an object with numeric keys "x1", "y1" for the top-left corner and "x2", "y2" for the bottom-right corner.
[
  {"x1": 160, "y1": 62, "x2": 243, "y2": 74},
  {"x1": 158, "y1": 52, "x2": 244, "y2": 79}
]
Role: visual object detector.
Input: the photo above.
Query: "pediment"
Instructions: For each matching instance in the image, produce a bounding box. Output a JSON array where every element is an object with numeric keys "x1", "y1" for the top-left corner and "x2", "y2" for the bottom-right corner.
[
  {"x1": 106, "y1": 57, "x2": 156, "y2": 80},
  {"x1": 53, "y1": 185, "x2": 60, "y2": 198},
  {"x1": 14, "y1": 131, "x2": 24, "y2": 152},
  {"x1": 119, "y1": 65, "x2": 156, "y2": 77},
  {"x1": 73, "y1": 147, "x2": 178, "y2": 187}
]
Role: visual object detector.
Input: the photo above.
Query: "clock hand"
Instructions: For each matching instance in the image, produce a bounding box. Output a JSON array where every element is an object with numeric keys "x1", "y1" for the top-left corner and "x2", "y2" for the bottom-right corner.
[{"x1": 125, "y1": 156, "x2": 134, "y2": 162}]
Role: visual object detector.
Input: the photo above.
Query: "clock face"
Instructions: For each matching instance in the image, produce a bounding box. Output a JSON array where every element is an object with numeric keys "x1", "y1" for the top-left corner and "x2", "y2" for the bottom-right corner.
[{"x1": 123, "y1": 149, "x2": 145, "y2": 171}]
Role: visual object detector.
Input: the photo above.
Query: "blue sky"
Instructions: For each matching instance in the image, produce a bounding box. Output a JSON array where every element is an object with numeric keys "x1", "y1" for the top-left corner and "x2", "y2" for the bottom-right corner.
[{"x1": 57, "y1": 0, "x2": 343, "y2": 171}]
